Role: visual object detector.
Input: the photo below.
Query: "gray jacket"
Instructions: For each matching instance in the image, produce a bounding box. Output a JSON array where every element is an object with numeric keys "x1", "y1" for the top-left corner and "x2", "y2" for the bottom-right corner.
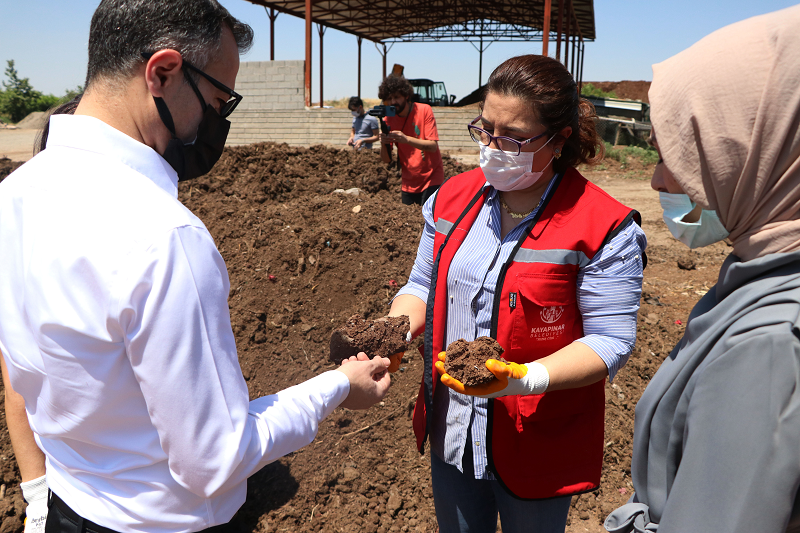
[{"x1": 606, "y1": 252, "x2": 800, "y2": 533}]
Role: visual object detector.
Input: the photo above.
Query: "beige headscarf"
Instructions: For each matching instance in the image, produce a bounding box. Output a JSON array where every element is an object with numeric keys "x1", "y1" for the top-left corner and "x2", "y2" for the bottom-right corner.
[{"x1": 649, "y1": 5, "x2": 800, "y2": 261}]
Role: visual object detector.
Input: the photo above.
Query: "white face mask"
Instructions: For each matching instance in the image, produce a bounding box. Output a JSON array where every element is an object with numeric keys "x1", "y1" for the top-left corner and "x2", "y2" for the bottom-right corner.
[
  {"x1": 659, "y1": 192, "x2": 729, "y2": 249},
  {"x1": 351, "y1": 110, "x2": 360, "y2": 117},
  {"x1": 479, "y1": 137, "x2": 555, "y2": 192}
]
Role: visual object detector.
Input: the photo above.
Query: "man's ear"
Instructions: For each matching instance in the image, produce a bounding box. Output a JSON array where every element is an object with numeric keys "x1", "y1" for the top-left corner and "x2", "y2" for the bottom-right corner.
[{"x1": 144, "y1": 49, "x2": 183, "y2": 98}]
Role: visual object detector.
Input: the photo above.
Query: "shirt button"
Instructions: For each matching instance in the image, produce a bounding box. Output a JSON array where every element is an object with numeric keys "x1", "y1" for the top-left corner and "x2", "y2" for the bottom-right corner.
[{"x1": 475, "y1": 442, "x2": 480, "y2": 446}]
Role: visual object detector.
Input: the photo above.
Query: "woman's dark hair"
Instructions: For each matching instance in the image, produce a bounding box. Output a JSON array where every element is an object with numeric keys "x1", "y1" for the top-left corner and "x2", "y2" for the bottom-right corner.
[
  {"x1": 34, "y1": 95, "x2": 83, "y2": 155},
  {"x1": 378, "y1": 75, "x2": 414, "y2": 100},
  {"x1": 483, "y1": 55, "x2": 603, "y2": 173},
  {"x1": 86, "y1": 0, "x2": 254, "y2": 87}
]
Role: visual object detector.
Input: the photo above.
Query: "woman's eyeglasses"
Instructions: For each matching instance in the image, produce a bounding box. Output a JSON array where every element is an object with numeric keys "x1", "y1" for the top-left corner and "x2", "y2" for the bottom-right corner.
[{"x1": 467, "y1": 116, "x2": 548, "y2": 156}]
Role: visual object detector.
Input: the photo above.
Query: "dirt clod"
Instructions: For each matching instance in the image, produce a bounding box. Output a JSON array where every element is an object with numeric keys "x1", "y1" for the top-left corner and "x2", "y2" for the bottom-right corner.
[
  {"x1": 444, "y1": 337, "x2": 508, "y2": 387},
  {"x1": 330, "y1": 315, "x2": 410, "y2": 364}
]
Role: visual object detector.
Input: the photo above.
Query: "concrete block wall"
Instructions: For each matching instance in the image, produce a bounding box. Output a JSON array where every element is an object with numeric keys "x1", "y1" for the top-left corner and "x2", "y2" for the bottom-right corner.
[
  {"x1": 227, "y1": 106, "x2": 480, "y2": 153},
  {"x1": 235, "y1": 60, "x2": 305, "y2": 111}
]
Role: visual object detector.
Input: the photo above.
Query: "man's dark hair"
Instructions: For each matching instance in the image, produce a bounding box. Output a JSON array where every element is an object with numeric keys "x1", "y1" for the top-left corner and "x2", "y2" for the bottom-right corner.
[
  {"x1": 86, "y1": 0, "x2": 254, "y2": 87},
  {"x1": 348, "y1": 96, "x2": 363, "y2": 109},
  {"x1": 378, "y1": 76, "x2": 414, "y2": 100}
]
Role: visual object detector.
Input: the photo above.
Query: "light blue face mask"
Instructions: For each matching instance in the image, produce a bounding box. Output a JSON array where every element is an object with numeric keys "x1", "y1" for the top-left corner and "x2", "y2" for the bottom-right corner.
[{"x1": 659, "y1": 192, "x2": 729, "y2": 249}]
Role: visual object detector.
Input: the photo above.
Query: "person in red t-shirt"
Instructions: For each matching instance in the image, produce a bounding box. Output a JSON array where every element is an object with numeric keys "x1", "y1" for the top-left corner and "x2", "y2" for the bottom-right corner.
[{"x1": 378, "y1": 76, "x2": 445, "y2": 205}]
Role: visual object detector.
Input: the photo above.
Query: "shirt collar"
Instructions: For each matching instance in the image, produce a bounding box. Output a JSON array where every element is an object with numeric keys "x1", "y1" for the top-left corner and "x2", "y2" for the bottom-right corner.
[{"x1": 47, "y1": 114, "x2": 179, "y2": 198}]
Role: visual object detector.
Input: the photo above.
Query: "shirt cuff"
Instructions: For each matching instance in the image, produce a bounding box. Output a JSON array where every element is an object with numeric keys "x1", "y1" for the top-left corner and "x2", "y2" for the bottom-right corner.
[
  {"x1": 574, "y1": 335, "x2": 633, "y2": 382},
  {"x1": 313, "y1": 370, "x2": 351, "y2": 416},
  {"x1": 394, "y1": 284, "x2": 429, "y2": 304}
]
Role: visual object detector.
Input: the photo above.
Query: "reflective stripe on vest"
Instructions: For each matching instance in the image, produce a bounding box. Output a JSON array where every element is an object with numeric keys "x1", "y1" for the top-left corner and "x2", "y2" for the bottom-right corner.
[
  {"x1": 514, "y1": 248, "x2": 592, "y2": 268},
  {"x1": 435, "y1": 217, "x2": 453, "y2": 236}
]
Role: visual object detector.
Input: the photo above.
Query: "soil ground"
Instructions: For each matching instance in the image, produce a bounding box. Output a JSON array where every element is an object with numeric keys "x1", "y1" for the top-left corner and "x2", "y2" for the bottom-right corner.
[{"x1": 0, "y1": 142, "x2": 724, "y2": 533}]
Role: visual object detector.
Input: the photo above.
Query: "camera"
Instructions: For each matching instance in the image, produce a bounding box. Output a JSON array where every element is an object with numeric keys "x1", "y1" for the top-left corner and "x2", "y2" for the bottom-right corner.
[
  {"x1": 368, "y1": 105, "x2": 395, "y2": 136},
  {"x1": 367, "y1": 105, "x2": 396, "y2": 119},
  {"x1": 367, "y1": 105, "x2": 395, "y2": 162}
]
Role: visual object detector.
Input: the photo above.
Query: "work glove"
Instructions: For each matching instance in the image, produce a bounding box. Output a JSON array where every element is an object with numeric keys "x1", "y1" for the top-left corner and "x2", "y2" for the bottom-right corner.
[
  {"x1": 21, "y1": 475, "x2": 48, "y2": 533},
  {"x1": 435, "y1": 352, "x2": 550, "y2": 398}
]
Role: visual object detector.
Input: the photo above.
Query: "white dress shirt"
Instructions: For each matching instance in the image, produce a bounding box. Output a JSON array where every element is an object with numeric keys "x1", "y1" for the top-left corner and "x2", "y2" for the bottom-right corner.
[{"x1": 0, "y1": 115, "x2": 350, "y2": 533}]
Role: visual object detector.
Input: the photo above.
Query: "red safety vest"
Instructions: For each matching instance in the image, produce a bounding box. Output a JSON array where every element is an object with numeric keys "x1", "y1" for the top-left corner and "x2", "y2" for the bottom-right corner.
[{"x1": 412, "y1": 167, "x2": 641, "y2": 499}]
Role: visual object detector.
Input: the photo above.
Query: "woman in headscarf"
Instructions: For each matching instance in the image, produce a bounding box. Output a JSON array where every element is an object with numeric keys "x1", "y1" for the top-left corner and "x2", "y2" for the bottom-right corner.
[{"x1": 605, "y1": 5, "x2": 800, "y2": 533}]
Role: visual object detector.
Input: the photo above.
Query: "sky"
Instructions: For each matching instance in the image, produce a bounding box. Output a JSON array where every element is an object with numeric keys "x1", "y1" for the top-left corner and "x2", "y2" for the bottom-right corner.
[{"x1": 1, "y1": 0, "x2": 797, "y2": 104}]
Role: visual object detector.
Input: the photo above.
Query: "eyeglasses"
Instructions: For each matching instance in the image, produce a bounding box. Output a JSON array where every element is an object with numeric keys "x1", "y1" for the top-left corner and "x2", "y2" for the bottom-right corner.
[
  {"x1": 467, "y1": 116, "x2": 548, "y2": 156},
  {"x1": 141, "y1": 52, "x2": 243, "y2": 118}
]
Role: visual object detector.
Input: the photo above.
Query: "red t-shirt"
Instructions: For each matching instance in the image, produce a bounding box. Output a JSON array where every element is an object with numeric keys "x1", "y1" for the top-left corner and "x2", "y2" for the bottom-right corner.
[{"x1": 384, "y1": 103, "x2": 444, "y2": 193}]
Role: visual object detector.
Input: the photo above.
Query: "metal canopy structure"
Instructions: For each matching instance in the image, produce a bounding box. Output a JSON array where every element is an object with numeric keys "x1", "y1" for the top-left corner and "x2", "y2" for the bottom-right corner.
[{"x1": 243, "y1": 0, "x2": 595, "y2": 107}]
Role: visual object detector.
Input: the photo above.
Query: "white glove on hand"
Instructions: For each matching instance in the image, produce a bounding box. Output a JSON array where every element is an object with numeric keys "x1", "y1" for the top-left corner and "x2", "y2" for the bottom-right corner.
[
  {"x1": 21, "y1": 475, "x2": 48, "y2": 533},
  {"x1": 477, "y1": 361, "x2": 550, "y2": 399}
]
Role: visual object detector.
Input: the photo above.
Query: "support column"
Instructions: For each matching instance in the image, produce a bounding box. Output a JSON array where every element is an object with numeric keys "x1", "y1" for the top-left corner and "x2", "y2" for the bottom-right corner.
[
  {"x1": 555, "y1": 0, "x2": 564, "y2": 61},
  {"x1": 571, "y1": 32, "x2": 577, "y2": 76},
  {"x1": 266, "y1": 7, "x2": 279, "y2": 61},
  {"x1": 564, "y1": 0, "x2": 571, "y2": 68},
  {"x1": 304, "y1": 0, "x2": 311, "y2": 107},
  {"x1": 542, "y1": 0, "x2": 552, "y2": 57},
  {"x1": 479, "y1": 36, "x2": 483, "y2": 87},
  {"x1": 318, "y1": 23, "x2": 326, "y2": 108},
  {"x1": 357, "y1": 36, "x2": 363, "y2": 98},
  {"x1": 578, "y1": 40, "x2": 585, "y2": 94},
  {"x1": 382, "y1": 43, "x2": 387, "y2": 80}
]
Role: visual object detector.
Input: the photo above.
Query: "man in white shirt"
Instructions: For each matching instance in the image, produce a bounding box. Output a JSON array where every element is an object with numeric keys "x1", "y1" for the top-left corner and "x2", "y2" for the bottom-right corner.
[{"x1": 0, "y1": 1, "x2": 391, "y2": 532}]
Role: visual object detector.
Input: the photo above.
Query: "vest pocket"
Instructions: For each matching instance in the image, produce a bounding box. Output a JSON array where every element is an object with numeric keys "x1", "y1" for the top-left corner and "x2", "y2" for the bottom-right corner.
[{"x1": 510, "y1": 273, "x2": 577, "y2": 355}]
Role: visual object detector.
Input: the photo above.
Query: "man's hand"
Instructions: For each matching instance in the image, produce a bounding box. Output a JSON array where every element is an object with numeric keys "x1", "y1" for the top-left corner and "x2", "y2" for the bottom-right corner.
[
  {"x1": 435, "y1": 352, "x2": 550, "y2": 398},
  {"x1": 379, "y1": 130, "x2": 409, "y2": 145},
  {"x1": 354, "y1": 139, "x2": 364, "y2": 150},
  {"x1": 21, "y1": 475, "x2": 47, "y2": 533},
  {"x1": 347, "y1": 137, "x2": 355, "y2": 147},
  {"x1": 336, "y1": 353, "x2": 391, "y2": 409}
]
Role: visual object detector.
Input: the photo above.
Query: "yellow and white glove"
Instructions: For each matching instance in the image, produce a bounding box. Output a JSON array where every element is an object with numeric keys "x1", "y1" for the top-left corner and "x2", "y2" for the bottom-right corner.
[
  {"x1": 21, "y1": 475, "x2": 48, "y2": 533},
  {"x1": 435, "y1": 352, "x2": 550, "y2": 398}
]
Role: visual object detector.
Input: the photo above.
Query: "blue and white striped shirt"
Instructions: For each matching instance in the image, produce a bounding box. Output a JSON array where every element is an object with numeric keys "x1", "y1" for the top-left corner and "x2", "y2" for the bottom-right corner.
[{"x1": 396, "y1": 177, "x2": 646, "y2": 478}]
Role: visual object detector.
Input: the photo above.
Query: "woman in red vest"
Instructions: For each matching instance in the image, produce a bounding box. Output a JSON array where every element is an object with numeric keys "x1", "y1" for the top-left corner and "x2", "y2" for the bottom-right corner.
[{"x1": 388, "y1": 55, "x2": 647, "y2": 532}]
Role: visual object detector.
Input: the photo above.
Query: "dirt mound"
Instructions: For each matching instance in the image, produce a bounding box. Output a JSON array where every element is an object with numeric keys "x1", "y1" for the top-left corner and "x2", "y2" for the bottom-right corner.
[
  {"x1": 13, "y1": 112, "x2": 47, "y2": 130},
  {"x1": 585, "y1": 81, "x2": 652, "y2": 103},
  {"x1": 0, "y1": 143, "x2": 724, "y2": 533}
]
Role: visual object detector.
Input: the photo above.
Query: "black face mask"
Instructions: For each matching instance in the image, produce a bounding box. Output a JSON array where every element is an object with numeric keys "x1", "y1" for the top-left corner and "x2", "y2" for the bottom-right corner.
[{"x1": 153, "y1": 72, "x2": 230, "y2": 181}]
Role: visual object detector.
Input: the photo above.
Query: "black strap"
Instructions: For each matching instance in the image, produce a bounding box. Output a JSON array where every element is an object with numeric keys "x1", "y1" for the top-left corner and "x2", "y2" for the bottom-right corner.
[
  {"x1": 489, "y1": 172, "x2": 565, "y2": 338},
  {"x1": 598, "y1": 209, "x2": 647, "y2": 270},
  {"x1": 422, "y1": 185, "x2": 488, "y2": 447},
  {"x1": 153, "y1": 97, "x2": 177, "y2": 136}
]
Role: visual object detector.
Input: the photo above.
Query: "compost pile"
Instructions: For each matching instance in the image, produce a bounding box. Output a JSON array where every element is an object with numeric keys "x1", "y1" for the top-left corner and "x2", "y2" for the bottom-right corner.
[{"x1": 0, "y1": 144, "x2": 728, "y2": 533}]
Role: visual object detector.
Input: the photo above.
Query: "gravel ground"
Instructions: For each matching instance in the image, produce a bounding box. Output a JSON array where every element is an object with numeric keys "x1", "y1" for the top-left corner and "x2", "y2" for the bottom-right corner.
[{"x1": 0, "y1": 129, "x2": 38, "y2": 161}]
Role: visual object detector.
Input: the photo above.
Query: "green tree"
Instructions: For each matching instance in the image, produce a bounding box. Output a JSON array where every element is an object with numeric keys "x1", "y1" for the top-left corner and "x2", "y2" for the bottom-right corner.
[
  {"x1": 0, "y1": 60, "x2": 44, "y2": 122},
  {"x1": 61, "y1": 85, "x2": 83, "y2": 103}
]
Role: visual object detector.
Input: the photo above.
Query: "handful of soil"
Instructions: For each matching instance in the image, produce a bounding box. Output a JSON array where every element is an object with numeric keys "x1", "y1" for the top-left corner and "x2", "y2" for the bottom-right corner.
[
  {"x1": 329, "y1": 314, "x2": 410, "y2": 364},
  {"x1": 443, "y1": 337, "x2": 508, "y2": 388}
]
